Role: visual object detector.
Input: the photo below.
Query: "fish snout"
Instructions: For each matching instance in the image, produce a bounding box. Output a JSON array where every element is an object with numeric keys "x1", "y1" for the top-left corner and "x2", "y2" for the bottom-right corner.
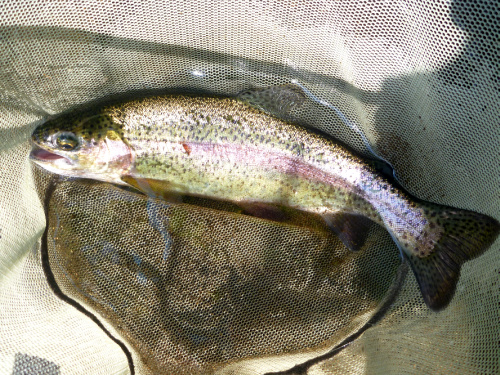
[{"x1": 31, "y1": 127, "x2": 51, "y2": 147}]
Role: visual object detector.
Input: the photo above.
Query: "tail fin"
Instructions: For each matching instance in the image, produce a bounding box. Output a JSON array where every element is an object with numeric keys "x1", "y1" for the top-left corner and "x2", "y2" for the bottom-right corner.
[{"x1": 402, "y1": 207, "x2": 499, "y2": 311}]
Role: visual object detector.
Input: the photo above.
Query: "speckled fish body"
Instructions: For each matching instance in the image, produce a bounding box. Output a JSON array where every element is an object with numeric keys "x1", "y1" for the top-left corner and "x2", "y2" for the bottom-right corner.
[{"x1": 31, "y1": 94, "x2": 499, "y2": 311}]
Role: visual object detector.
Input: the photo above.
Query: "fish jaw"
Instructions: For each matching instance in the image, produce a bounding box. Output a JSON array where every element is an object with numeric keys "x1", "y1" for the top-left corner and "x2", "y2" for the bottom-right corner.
[
  {"x1": 30, "y1": 149, "x2": 128, "y2": 185},
  {"x1": 30, "y1": 146, "x2": 78, "y2": 175},
  {"x1": 29, "y1": 138, "x2": 133, "y2": 186}
]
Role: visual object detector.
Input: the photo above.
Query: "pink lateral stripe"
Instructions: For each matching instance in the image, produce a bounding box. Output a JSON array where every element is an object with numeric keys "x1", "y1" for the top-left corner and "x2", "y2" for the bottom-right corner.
[{"x1": 183, "y1": 141, "x2": 358, "y2": 193}]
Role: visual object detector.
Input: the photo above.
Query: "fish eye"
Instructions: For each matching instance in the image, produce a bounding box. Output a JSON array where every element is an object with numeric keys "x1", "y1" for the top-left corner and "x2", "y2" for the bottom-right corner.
[{"x1": 55, "y1": 132, "x2": 79, "y2": 151}]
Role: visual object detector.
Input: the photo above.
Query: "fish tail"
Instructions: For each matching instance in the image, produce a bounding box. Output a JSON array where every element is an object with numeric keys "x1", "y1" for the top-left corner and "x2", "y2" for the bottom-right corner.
[{"x1": 400, "y1": 205, "x2": 499, "y2": 311}]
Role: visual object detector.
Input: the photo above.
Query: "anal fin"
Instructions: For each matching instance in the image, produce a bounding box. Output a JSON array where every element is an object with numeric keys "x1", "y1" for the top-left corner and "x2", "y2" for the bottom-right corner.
[{"x1": 322, "y1": 213, "x2": 374, "y2": 251}]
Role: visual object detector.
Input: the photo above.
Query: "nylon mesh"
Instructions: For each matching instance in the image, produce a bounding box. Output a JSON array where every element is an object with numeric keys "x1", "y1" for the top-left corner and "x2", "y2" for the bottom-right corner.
[{"x1": 0, "y1": 1, "x2": 498, "y2": 374}]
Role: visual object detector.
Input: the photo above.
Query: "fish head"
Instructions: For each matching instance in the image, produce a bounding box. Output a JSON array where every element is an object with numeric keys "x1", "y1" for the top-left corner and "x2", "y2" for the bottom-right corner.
[{"x1": 30, "y1": 111, "x2": 132, "y2": 183}]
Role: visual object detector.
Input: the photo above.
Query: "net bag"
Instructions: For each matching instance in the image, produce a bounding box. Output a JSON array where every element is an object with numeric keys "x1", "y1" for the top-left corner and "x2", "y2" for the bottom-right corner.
[{"x1": 0, "y1": 1, "x2": 498, "y2": 374}]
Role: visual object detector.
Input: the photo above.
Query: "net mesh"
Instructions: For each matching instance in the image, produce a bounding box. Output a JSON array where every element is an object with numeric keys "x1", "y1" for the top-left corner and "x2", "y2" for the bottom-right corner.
[{"x1": 0, "y1": 0, "x2": 498, "y2": 374}]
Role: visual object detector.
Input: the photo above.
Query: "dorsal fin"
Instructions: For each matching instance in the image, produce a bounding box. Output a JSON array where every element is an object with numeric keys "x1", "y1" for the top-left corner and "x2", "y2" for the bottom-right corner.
[{"x1": 237, "y1": 84, "x2": 306, "y2": 120}]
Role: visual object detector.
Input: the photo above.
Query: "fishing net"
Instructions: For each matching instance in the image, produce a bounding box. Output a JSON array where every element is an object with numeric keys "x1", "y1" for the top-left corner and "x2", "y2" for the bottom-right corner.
[{"x1": 0, "y1": 1, "x2": 498, "y2": 374}]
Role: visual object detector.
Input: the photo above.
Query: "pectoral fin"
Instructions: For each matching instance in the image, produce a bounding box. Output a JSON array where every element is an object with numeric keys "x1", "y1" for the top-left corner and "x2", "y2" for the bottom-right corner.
[
  {"x1": 322, "y1": 213, "x2": 374, "y2": 251},
  {"x1": 121, "y1": 176, "x2": 183, "y2": 203}
]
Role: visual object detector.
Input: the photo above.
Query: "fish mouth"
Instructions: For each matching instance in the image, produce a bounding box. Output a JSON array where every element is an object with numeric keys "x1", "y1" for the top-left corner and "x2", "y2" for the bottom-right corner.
[{"x1": 30, "y1": 147, "x2": 73, "y2": 166}]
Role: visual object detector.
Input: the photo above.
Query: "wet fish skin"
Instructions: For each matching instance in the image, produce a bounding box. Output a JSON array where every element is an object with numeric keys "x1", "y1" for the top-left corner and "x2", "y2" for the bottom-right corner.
[{"x1": 30, "y1": 94, "x2": 500, "y2": 311}]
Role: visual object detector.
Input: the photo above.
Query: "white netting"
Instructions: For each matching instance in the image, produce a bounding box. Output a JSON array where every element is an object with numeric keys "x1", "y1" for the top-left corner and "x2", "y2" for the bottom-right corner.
[{"x1": 0, "y1": 1, "x2": 498, "y2": 374}]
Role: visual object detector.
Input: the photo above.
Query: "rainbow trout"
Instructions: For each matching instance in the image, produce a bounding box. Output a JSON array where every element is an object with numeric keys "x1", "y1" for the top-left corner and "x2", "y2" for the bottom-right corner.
[{"x1": 30, "y1": 92, "x2": 499, "y2": 311}]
